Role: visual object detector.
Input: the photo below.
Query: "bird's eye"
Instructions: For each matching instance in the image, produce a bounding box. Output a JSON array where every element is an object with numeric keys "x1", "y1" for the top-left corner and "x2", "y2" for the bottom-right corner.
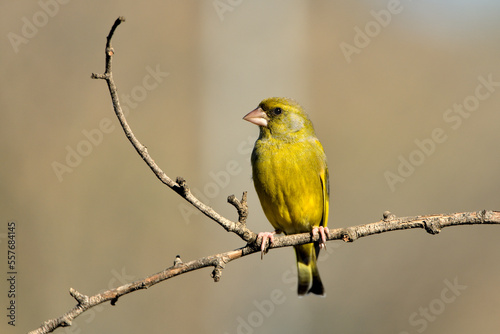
[{"x1": 273, "y1": 107, "x2": 282, "y2": 115}]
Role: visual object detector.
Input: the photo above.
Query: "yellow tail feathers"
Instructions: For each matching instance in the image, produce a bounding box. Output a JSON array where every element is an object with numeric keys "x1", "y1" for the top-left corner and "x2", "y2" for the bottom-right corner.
[{"x1": 294, "y1": 243, "x2": 324, "y2": 296}]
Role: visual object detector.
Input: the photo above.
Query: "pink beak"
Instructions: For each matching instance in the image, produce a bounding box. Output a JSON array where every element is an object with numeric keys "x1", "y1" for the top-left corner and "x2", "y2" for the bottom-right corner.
[{"x1": 243, "y1": 107, "x2": 269, "y2": 127}]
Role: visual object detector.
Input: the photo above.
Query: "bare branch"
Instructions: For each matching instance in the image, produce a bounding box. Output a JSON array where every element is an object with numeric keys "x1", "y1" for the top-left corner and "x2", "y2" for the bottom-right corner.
[
  {"x1": 91, "y1": 17, "x2": 255, "y2": 244},
  {"x1": 29, "y1": 17, "x2": 500, "y2": 334},
  {"x1": 29, "y1": 209, "x2": 500, "y2": 334}
]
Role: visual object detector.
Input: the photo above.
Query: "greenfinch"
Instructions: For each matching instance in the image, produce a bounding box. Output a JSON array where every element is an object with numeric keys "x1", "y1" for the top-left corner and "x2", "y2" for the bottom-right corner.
[{"x1": 243, "y1": 97, "x2": 330, "y2": 296}]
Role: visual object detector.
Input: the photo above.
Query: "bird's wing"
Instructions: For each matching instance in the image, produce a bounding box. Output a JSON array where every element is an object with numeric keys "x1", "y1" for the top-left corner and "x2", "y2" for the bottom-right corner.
[{"x1": 320, "y1": 165, "x2": 329, "y2": 228}]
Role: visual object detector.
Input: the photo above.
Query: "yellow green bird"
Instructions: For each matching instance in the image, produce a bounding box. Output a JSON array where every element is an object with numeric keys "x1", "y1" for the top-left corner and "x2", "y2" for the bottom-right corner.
[{"x1": 243, "y1": 97, "x2": 330, "y2": 296}]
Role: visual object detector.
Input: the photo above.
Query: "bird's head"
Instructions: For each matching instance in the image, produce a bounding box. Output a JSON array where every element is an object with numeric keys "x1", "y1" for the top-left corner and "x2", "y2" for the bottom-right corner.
[{"x1": 243, "y1": 97, "x2": 315, "y2": 141}]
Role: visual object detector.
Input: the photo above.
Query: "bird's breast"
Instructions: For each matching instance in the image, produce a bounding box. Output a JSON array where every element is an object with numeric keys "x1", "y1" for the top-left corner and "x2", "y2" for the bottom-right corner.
[{"x1": 251, "y1": 139, "x2": 325, "y2": 234}]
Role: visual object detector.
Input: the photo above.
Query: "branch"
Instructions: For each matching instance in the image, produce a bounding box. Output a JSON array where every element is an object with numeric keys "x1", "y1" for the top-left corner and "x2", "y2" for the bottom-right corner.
[
  {"x1": 90, "y1": 17, "x2": 255, "y2": 243},
  {"x1": 29, "y1": 17, "x2": 500, "y2": 334},
  {"x1": 29, "y1": 209, "x2": 500, "y2": 334}
]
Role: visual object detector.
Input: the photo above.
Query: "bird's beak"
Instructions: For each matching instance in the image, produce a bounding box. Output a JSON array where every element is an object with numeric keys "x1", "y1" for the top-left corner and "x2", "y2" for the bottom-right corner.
[{"x1": 243, "y1": 107, "x2": 269, "y2": 127}]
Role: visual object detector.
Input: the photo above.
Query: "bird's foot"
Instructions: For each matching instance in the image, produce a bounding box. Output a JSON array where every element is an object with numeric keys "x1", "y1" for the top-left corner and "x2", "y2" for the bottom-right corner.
[
  {"x1": 312, "y1": 226, "x2": 330, "y2": 249},
  {"x1": 257, "y1": 231, "x2": 277, "y2": 259}
]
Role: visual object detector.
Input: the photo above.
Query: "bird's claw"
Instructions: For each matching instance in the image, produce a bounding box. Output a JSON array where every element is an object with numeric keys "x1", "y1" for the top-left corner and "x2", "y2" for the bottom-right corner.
[
  {"x1": 312, "y1": 226, "x2": 330, "y2": 249},
  {"x1": 257, "y1": 231, "x2": 276, "y2": 259}
]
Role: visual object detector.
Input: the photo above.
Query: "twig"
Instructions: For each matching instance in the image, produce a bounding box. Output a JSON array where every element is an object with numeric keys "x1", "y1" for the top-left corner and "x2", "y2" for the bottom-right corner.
[
  {"x1": 91, "y1": 17, "x2": 255, "y2": 243},
  {"x1": 29, "y1": 209, "x2": 500, "y2": 334},
  {"x1": 29, "y1": 17, "x2": 500, "y2": 334}
]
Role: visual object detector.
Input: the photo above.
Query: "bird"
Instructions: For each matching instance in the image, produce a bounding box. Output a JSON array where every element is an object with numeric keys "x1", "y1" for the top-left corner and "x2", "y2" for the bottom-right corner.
[{"x1": 243, "y1": 97, "x2": 330, "y2": 296}]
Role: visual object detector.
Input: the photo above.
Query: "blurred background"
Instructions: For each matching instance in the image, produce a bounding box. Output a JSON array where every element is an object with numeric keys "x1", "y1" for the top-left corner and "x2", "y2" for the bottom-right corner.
[{"x1": 1, "y1": 1, "x2": 500, "y2": 333}]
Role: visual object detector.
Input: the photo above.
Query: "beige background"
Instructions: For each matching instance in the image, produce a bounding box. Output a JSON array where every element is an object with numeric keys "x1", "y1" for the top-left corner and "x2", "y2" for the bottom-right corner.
[{"x1": 2, "y1": 1, "x2": 500, "y2": 333}]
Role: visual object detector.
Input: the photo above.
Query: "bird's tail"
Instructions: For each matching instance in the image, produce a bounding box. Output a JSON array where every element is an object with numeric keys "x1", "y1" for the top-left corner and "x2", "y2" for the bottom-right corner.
[{"x1": 294, "y1": 243, "x2": 324, "y2": 296}]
